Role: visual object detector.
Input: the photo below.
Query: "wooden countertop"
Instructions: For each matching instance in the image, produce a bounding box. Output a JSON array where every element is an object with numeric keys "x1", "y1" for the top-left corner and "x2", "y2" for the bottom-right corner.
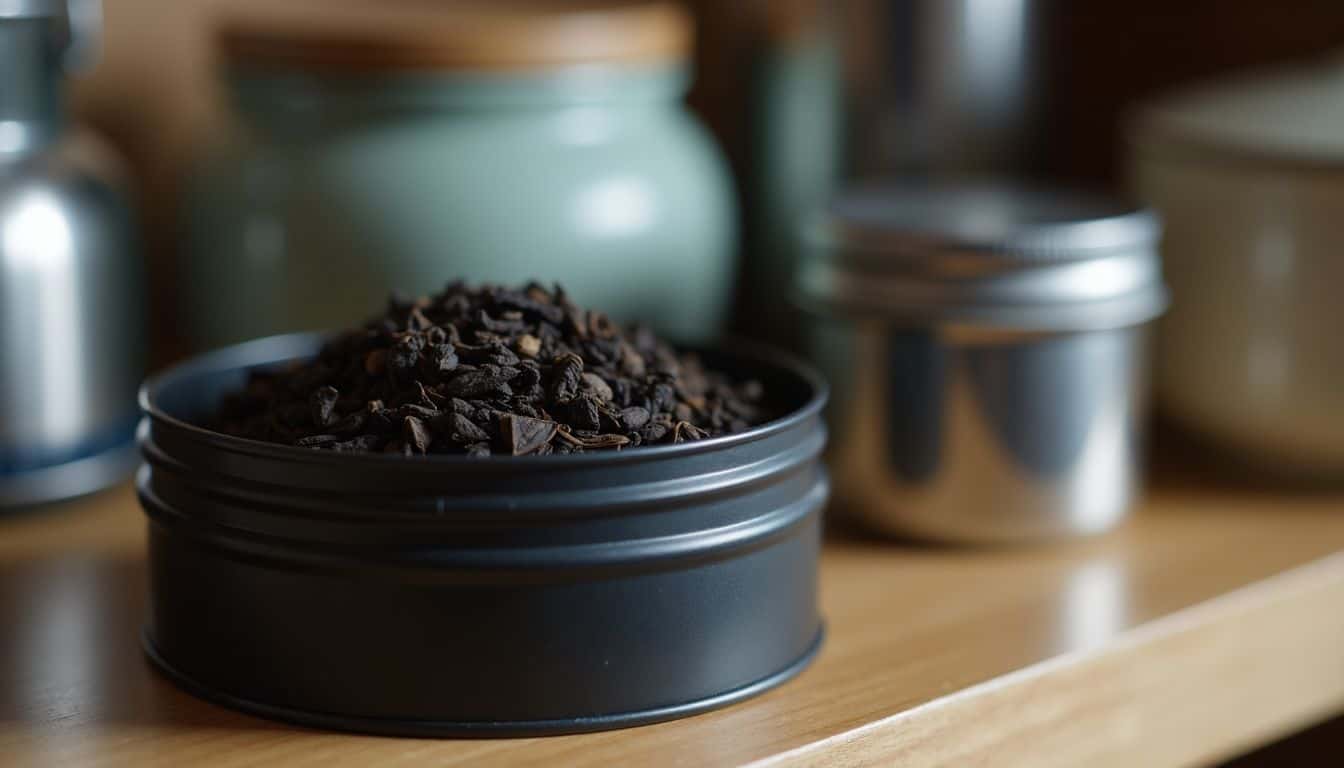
[{"x1": 3, "y1": 467, "x2": 1343, "y2": 767}]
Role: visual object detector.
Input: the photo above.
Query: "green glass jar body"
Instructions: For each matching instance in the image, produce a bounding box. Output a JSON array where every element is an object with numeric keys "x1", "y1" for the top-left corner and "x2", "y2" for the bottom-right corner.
[{"x1": 185, "y1": 65, "x2": 736, "y2": 349}]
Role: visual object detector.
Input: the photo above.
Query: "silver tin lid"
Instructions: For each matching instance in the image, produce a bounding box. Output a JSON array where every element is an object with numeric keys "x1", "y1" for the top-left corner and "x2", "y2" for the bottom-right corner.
[
  {"x1": 0, "y1": 1, "x2": 98, "y2": 72},
  {"x1": 0, "y1": 0, "x2": 64, "y2": 18},
  {"x1": 798, "y1": 183, "x2": 1168, "y2": 330}
]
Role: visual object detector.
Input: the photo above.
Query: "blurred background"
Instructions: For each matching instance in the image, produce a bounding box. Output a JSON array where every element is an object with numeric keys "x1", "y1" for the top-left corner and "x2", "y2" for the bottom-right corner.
[
  {"x1": 3, "y1": 3, "x2": 1342, "y2": 544},
  {"x1": 19, "y1": 0, "x2": 1333, "y2": 498},
  {"x1": 3, "y1": 0, "x2": 1342, "y2": 571},
  {"x1": 56, "y1": 0, "x2": 1344, "y2": 361}
]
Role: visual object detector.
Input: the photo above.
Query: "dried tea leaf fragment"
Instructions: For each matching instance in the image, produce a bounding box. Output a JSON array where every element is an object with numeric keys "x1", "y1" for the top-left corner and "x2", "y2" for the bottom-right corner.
[
  {"x1": 403, "y1": 416, "x2": 432, "y2": 455},
  {"x1": 550, "y1": 352, "x2": 584, "y2": 403},
  {"x1": 500, "y1": 414, "x2": 558, "y2": 456},
  {"x1": 309, "y1": 385, "x2": 339, "y2": 427}
]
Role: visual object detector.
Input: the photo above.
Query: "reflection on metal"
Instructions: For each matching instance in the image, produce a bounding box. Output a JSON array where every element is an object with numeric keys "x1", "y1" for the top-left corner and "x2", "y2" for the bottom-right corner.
[
  {"x1": 0, "y1": 0, "x2": 141, "y2": 506},
  {"x1": 802, "y1": 184, "x2": 1164, "y2": 542},
  {"x1": 821, "y1": 320, "x2": 1147, "y2": 543},
  {"x1": 3, "y1": 190, "x2": 85, "y2": 447},
  {"x1": 1058, "y1": 559, "x2": 1128, "y2": 652},
  {"x1": 0, "y1": 121, "x2": 29, "y2": 155},
  {"x1": 841, "y1": 0, "x2": 1048, "y2": 177}
]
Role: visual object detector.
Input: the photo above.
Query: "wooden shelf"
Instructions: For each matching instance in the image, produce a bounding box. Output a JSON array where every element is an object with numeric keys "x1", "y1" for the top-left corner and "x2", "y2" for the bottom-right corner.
[{"x1": 2, "y1": 470, "x2": 1342, "y2": 767}]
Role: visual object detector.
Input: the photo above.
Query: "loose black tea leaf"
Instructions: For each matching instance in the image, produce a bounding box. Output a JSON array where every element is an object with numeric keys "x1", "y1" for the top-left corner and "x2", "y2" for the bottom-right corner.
[
  {"x1": 444, "y1": 369, "x2": 511, "y2": 399},
  {"x1": 516, "y1": 334, "x2": 542, "y2": 358},
  {"x1": 214, "y1": 281, "x2": 767, "y2": 455},
  {"x1": 403, "y1": 416, "x2": 432, "y2": 455},
  {"x1": 550, "y1": 353, "x2": 584, "y2": 404},
  {"x1": 581, "y1": 373, "x2": 613, "y2": 402},
  {"x1": 330, "y1": 434, "x2": 384, "y2": 452},
  {"x1": 673, "y1": 421, "x2": 710, "y2": 443},
  {"x1": 619, "y1": 406, "x2": 651, "y2": 430},
  {"x1": 309, "y1": 386, "x2": 339, "y2": 427},
  {"x1": 501, "y1": 414, "x2": 558, "y2": 456},
  {"x1": 446, "y1": 412, "x2": 491, "y2": 444}
]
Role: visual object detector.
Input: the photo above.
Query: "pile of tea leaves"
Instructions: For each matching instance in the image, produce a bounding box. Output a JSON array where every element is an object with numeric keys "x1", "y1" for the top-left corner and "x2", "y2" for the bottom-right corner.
[{"x1": 214, "y1": 282, "x2": 766, "y2": 456}]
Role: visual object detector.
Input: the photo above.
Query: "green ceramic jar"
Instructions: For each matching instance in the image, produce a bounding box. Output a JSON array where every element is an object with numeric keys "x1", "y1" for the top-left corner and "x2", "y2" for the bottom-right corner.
[{"x1": 185, "y1": 2, "x2": 735, "y2": 349}]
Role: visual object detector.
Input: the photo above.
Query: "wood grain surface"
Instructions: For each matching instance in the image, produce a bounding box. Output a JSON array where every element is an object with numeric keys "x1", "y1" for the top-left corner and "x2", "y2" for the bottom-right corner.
[{"x1": 1, "y1": 474, "x2": 1342, "y2": 767}]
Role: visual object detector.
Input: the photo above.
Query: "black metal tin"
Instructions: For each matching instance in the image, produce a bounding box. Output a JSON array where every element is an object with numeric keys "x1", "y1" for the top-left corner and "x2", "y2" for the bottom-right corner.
[{"x1": 137, "y1": 333, "x2": 828, "y2": 737}]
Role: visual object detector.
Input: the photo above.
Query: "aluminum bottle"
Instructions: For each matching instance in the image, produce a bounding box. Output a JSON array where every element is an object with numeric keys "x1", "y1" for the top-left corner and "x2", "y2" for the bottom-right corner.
[{"x1": 0, "y1": 0, "x2": 143, "y2": 506}]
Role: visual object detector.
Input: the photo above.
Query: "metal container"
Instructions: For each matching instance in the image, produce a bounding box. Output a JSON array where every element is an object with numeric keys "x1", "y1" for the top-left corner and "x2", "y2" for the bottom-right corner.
[
  {"x1": 138, "y1": 333, "x2": 827, "y2": 736},
  {"x1": 1132, "y1": 55, "x2": 1344, "y2": 477},
  {"x1": 798, "y1": 184, "x2": 1166, "y2": 543},
  {"x1": 839, "y1": 0, "x2": 1053, "y2": 178},
  {"x1": 1, "y1": 0, "x2": 143, "y2": 507}
]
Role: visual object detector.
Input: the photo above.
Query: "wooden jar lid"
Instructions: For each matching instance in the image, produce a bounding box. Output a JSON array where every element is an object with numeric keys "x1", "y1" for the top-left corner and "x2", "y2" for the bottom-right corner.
[
  {"x1": 763, "y1": 0, "x2": 827, "y2": 45},
  {"x1": 219, "y1": 0, "x2": 691, "y2": 73}
]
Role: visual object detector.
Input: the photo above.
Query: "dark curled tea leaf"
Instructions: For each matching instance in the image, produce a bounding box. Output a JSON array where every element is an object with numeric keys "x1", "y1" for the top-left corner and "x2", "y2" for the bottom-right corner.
[
  {"x1": 331, "y1": 434, "x2": 383, "y2": 452},
  {"x1": 550, "y1": 353, "x2": 584, "y2": 403},
  {"x1": 618, "y1": 341, "x2": 645, "y2": 378},
  {"x1": 649, "y1": 381, "x2": 676, "y2": 413},
  {"x1": 411, "y1": 380, "x2": 439, "y2": 407},
  {"x1": 310, "y1": 386, "x2": 339, "y2": 427},
  {"x1": 390, "y1": 335, "x2": 421, "y2": 372},
  {"x1": 212, "y1": 281, "x2": 769, "y2": 456},
  {"x1": 448, "y1": 413, "x2": 491, "y2": 444},
  {"x1": 444, "y1": 369, "x2": 508, "y2": 398},
  {"x1": 581, "y1": 373, "x2": 613, "y2": 402},
  {"x1": 428, "y1": 343, "x2": 458, "y2": 374},
  {"x1": 516, "y1": 334, "x2": 541, "y2": 358},
  {"x1": 579, "y1": 433, "x2": 630, "y2": 449},
  {"x1": 673, "y1": 421, "x2": 709, "y2": 443},
  {"x1": 397, "y1": 404, "x2": 440, "y2": 421},
  {"x1": 328, "y1": 410, "x2": 367, "y2": 435},
  {"x1": 501, "y1": 414, "x2": 557, "y2": 456},
  {"x1": 640, "y1": 420, "x2": 670, "y2": 443},
  {"x1": 403, "y1": 416, "x2": 432, "y2": 454},
  {"x1": 446, "y1": 398, "x2": 476, "y2": 418},
  {"x1": 563, "y1": 395, "x2": 602, "y2": 432},
  {"x1": 619, "y1": 406, "x2": 651, "y2": 430}
]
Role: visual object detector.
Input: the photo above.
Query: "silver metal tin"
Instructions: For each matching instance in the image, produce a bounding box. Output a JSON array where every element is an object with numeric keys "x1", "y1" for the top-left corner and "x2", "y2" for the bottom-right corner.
[
  {"x1": 1, "y1": 0, "x2": 142, "y2": 508},
  {"x1": 840, "y1": 0, "x2": 1055, "y2": 178},
  {"x1": 799, "y1": 183, "x2": 1166, "y2": 543},
  {"x1": 0, "y1": 0, "x2": 66, "y2": 18},
  {"x1": 138, "y1": 333, "x2": 828, "y2": 736}
]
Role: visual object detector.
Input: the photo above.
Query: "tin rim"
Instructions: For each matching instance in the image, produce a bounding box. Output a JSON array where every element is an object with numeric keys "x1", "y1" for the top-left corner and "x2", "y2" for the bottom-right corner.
[
  {"x1": 807, "y1": 182, "x2": 1161, "y2": 263},
  {"x1": 140, "y1": 332, "x2": 829, "y2": 471},
  {"x1": 796, "y1": 182, "x2": 1168, "y2": 330}
]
